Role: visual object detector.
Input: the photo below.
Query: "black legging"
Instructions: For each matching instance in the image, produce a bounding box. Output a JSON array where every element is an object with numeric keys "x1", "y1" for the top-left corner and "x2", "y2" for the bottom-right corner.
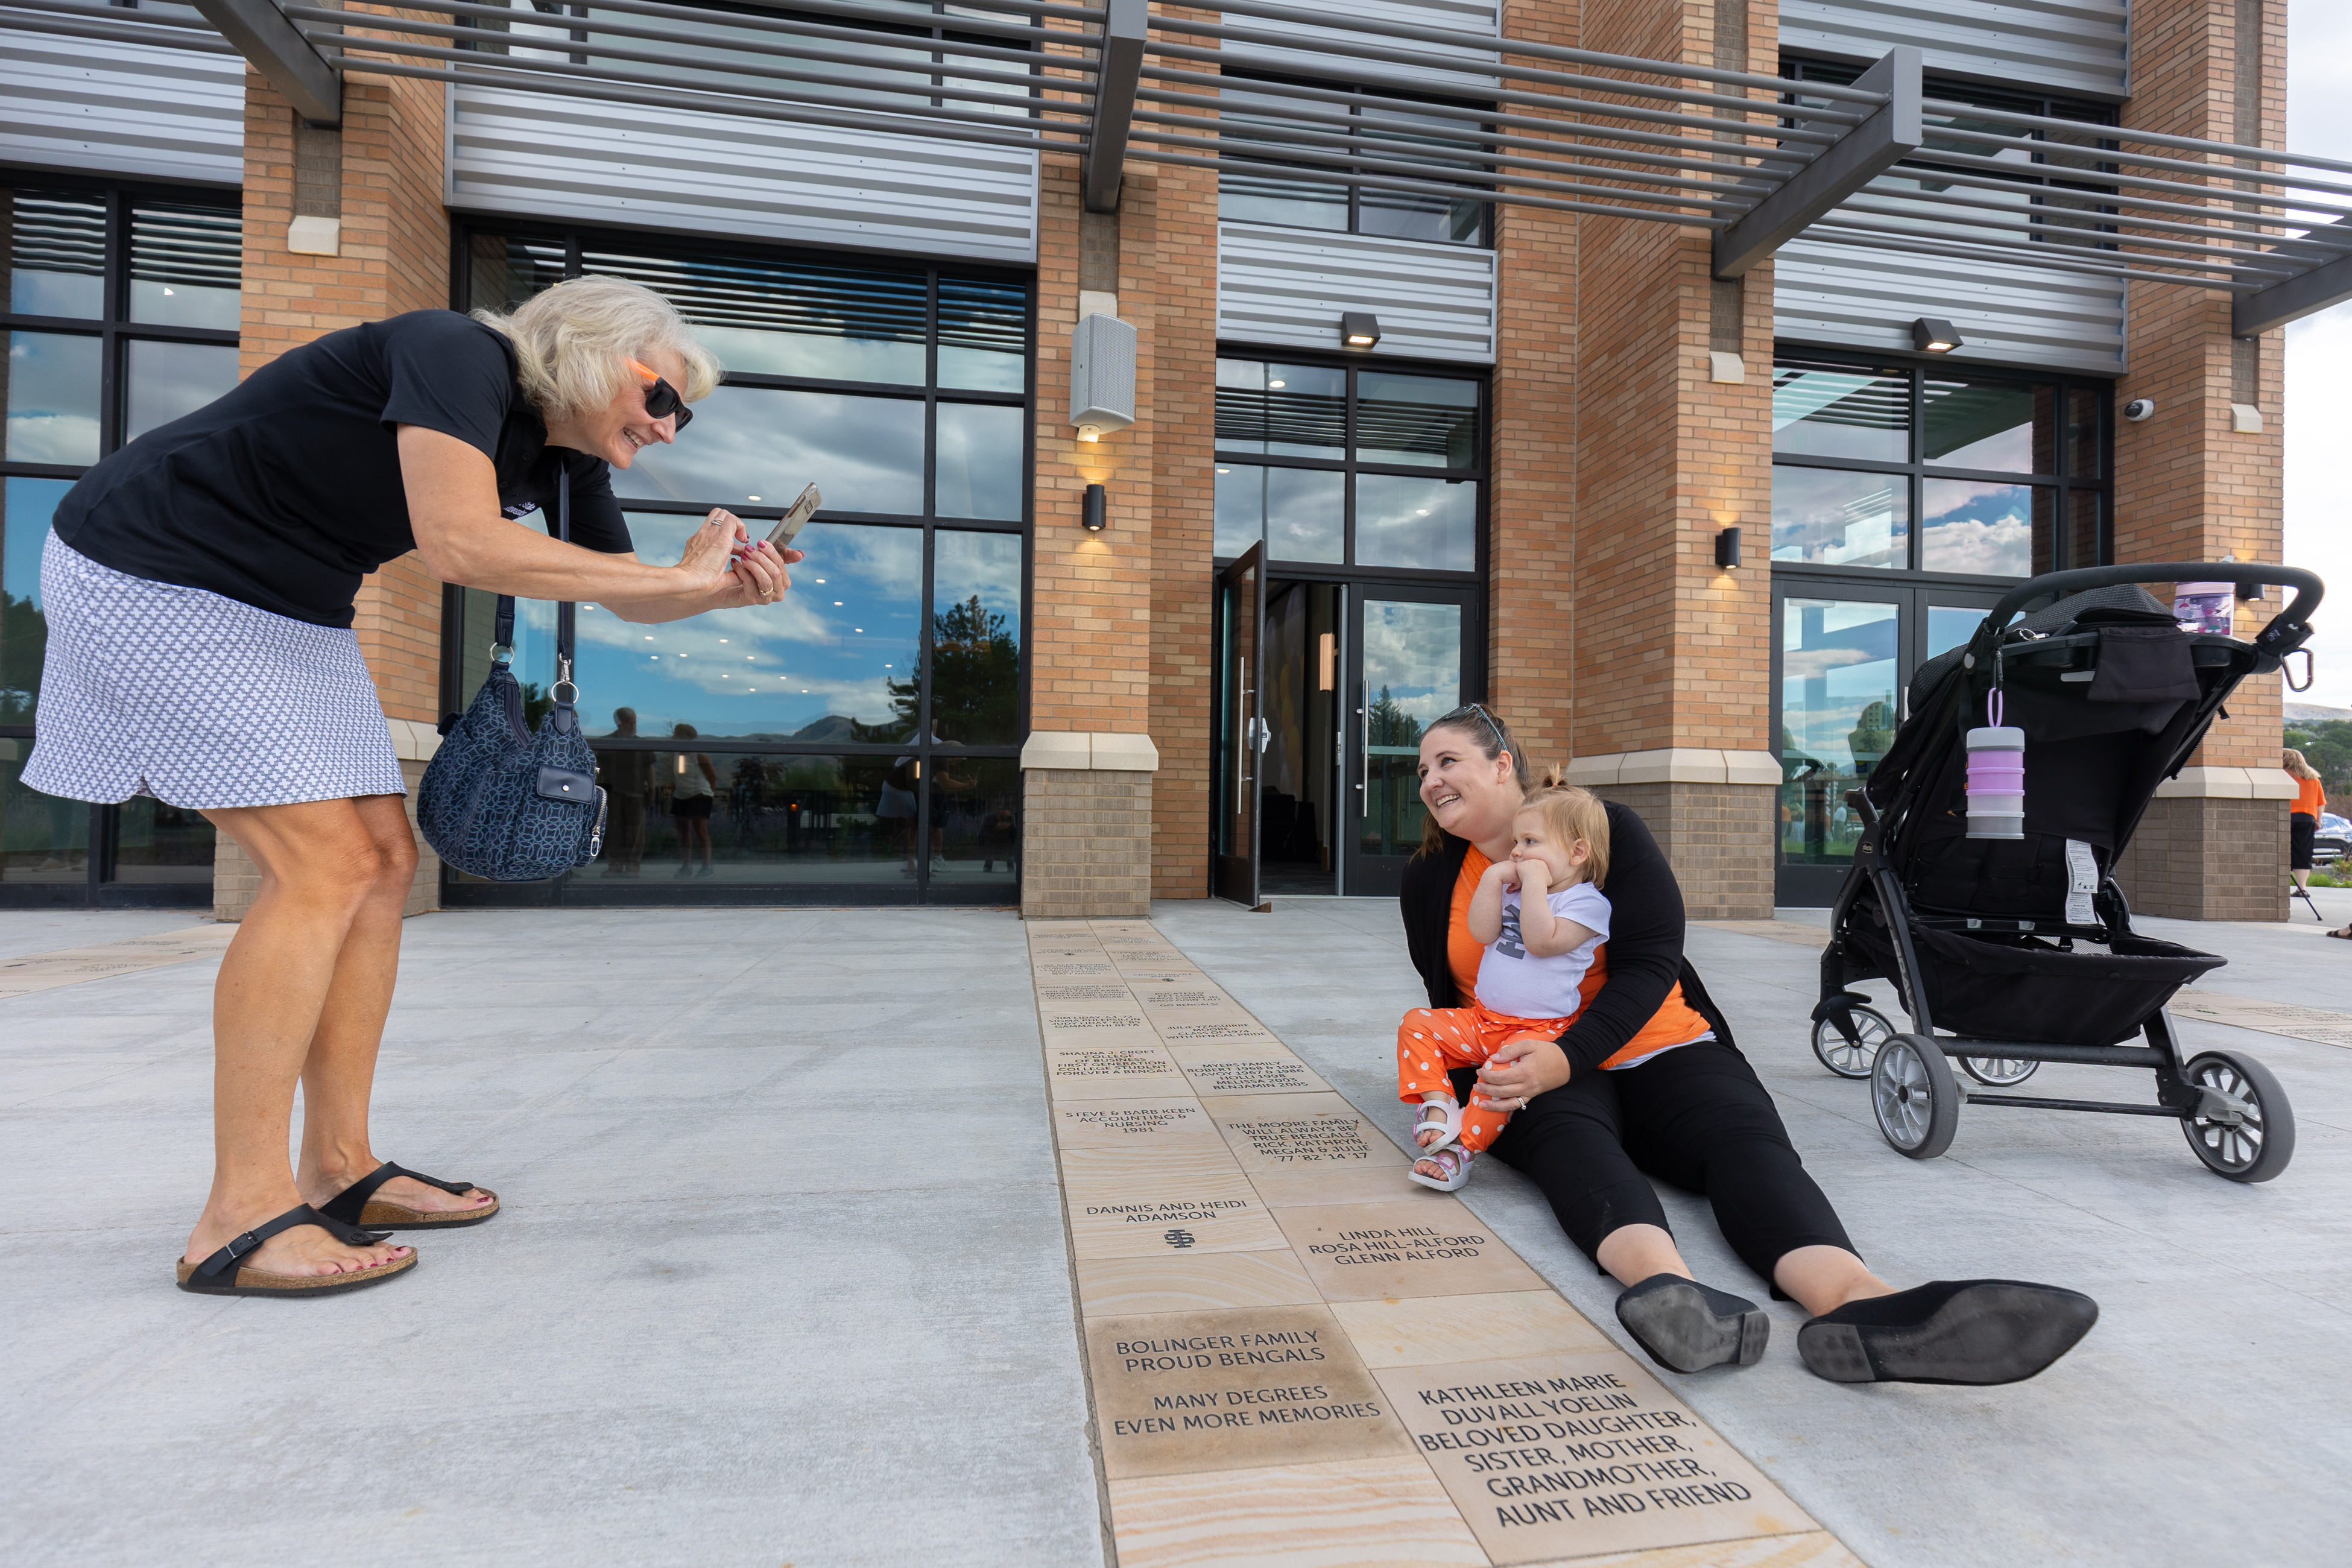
[{"x1": 1456, "y1": 1039, "x2": 1854, "y2": 1291}]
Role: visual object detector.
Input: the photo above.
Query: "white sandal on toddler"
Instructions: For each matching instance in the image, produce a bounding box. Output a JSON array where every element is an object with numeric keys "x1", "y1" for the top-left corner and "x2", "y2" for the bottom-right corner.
[
  {"x1": 1410, "y1": 1143, "x2": 1475, "y2": 1192},
  {"x1": 1413, "y1": 1098, "x2": 1462, "y2": 1152}
]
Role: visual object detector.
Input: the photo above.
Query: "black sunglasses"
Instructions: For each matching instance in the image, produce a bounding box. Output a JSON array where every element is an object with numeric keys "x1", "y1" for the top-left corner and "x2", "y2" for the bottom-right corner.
[
  {"x1": 626, "y1": 358, "x2": 694, "y2": 429},
  {"x1": 1437, "y1": 701, "x2": 1510, "y2": 754}
]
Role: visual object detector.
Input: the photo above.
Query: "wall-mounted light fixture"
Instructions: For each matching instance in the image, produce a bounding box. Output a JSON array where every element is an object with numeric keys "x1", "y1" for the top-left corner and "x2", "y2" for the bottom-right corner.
[
  {"x1": 1071, "y1": 312, "x2": 1137, "y2": 441},
  {"x1": 1340, "y1": 311, "x2": 1381, "y2": 349},
  {"x1": 1082, "y1": 483, "x2": 1107, "y2": 532},
  {"x1": 1911, "y1": 317, "x2": 1963, "y2": 354},
  {"x1": 1714, "y1": 526, "x2": 1742, "y2": 569}
]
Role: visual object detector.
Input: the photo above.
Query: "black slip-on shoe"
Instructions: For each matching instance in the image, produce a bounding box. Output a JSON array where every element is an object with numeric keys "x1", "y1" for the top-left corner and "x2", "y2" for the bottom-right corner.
[
  {"x1": 1798, "y1": 1279, "x2": 2098, "y2": 1386},
  {"x1": 1614, "y1": 1273, "x2": 1771, "y2": 1374}
]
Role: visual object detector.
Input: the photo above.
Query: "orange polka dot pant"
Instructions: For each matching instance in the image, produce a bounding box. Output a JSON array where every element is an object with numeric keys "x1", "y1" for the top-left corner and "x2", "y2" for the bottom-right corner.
[{"x1": 1397, "y1": 1003, "x2": 1577, "y2": 1152}]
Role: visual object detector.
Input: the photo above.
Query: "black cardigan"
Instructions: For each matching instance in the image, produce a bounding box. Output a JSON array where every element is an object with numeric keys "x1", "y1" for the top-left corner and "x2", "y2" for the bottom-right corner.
[{"x1": 1399, "y1": 800, "x2": 1736, "y2": 1075}]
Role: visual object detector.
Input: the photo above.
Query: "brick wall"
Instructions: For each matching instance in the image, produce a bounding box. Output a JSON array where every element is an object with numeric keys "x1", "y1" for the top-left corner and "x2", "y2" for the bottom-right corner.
[
  {"x1": 1598, "y1": 781, "x2": 1777, "y2": 918},
  {"x1": 2107, "y1": 0, "x2": 2288, "y2": 920},
  {"x1": 1022, "y1": 770, "x2": 1154, "y2": 917},
  {"x1": 2116, "y1": 798, "x2": 2286, "y2": 922}
]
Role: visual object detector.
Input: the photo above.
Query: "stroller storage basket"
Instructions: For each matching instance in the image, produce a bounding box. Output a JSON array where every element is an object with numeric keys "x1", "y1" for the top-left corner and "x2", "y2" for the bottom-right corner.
[{"x1": 1891, "y1": 928, "x2": 2224, "y2": 1048}]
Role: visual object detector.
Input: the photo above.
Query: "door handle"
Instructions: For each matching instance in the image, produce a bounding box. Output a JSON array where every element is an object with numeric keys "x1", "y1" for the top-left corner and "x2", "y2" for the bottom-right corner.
[{"x1": 1356, "y1": 706, "x2": 1367, "y2": 794}]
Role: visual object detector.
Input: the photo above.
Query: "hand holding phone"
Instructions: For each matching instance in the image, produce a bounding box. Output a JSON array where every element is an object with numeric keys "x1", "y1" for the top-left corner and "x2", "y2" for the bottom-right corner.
[{"x1": 765, "y1": 483, "x2": 821, "y2": 551}]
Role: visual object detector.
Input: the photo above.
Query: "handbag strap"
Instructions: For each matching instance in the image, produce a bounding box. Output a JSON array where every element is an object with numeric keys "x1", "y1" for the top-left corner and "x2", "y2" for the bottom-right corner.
[{"x1": 489, "y1": 466, "x2": 577, "y2": 697}]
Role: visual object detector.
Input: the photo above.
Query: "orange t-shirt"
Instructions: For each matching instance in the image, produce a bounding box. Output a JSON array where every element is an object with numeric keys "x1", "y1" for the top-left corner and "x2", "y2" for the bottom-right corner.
[
  {"x1": 2293, "y1": 776, "x2": 2325, "y2": 818},
  {"x1": 1448, "y1": 848, "x2": 1713, "y2": 1070}
]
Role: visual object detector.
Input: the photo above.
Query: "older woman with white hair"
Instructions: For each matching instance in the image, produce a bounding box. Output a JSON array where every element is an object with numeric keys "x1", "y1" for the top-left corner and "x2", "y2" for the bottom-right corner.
[{"x1": 24, "y1": 277, "x2": 795, "y2": 1298}]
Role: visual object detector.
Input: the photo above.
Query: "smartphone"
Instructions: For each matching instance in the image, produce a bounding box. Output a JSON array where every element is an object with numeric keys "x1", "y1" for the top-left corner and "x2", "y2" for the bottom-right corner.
[{"x1": 765, "y1": 483, "x2": 821, "y2": 551}]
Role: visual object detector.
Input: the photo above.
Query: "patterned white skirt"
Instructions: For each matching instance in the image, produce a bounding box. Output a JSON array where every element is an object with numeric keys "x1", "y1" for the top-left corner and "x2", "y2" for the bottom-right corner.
[{"x1": 22, "y1": 531, "x2": 408, "y2": 809}]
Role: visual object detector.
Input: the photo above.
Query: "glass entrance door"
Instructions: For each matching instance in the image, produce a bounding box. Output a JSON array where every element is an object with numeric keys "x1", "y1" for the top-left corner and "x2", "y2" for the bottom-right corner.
[
  {"x1": 1772, "y1": 581, "x2": 2003, "y2": 905},
  {"x1": 1345, "y1": 586, "x2": 1475, "y2": 897},
  {"x1": 1213, "y1": 544, "x2": 1268, "y2": 908}
]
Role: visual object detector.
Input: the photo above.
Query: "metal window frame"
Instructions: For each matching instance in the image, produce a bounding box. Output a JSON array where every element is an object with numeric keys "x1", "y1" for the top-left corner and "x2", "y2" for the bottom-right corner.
[
  {"x1": 0, "y1": 172, "x2": 241, "y2": 908},
  {"x1": 1766, "y1": 347, "x2": 2113, "y2": 586},
  {"x1": 437, "y1": 216, "x2": 1037, "y2": 905}
]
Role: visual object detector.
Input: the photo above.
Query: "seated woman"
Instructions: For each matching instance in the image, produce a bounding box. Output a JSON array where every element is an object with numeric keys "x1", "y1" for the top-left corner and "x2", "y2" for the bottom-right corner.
[{"x1": 1402, "y1": 704, "x2": 2098, "y2": 1385}]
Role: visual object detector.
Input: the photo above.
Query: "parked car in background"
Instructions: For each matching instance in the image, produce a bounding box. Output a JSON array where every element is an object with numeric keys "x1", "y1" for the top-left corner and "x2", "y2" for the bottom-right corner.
[{"x1": 2315, "y1": 812, "x2": 2351, "y2": 866}]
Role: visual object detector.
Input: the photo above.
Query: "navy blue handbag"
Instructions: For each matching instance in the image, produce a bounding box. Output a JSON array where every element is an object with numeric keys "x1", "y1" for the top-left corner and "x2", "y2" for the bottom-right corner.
[{"x1": 418, "y1": 470, "x2": 607, "y2": 880}]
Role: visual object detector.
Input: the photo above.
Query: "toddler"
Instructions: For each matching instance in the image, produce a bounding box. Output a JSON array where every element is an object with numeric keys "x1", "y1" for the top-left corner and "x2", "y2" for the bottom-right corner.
[{"x1": 1397, "y1": 782, "x2": 1611, "y2": 1190}]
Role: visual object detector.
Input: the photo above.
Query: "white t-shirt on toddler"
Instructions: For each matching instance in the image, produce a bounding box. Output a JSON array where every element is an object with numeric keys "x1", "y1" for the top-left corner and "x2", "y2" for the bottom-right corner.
[{"x1": 1474, "y1": 881, "x2": 1613, "y2": 1021}]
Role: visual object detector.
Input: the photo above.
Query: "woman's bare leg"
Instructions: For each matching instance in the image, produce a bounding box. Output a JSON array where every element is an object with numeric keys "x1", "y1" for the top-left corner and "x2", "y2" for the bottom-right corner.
[
  {"x1": 1773, "y1": 1245, "x2": 1895, "y2": 1317},
  {"x1": 1594, "y1": 1224, "x2": 1692, "y2": 1288},
  {"x1": 184, "y1": 798, "x2": 411, "y2": 1276},
  {"x1": 291, "y1": 795, "x2": 489, "y2": 1219}
]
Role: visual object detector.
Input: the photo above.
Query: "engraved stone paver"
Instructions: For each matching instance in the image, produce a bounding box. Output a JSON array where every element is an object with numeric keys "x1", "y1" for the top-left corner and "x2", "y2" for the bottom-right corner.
[{"x1": 1029, "y1": 918, "x2": 1850, "y2": 1567}]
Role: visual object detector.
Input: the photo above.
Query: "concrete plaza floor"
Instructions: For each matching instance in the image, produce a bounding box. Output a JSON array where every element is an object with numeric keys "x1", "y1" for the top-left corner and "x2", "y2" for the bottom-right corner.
[{"x1": 4, "y1": 893, "x2": 2350, "y2": 1566}]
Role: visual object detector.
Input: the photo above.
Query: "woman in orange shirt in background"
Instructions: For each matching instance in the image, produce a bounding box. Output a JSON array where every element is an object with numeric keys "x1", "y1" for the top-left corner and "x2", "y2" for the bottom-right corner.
[{"x1": 2286, "y1": 748, "x2": 2325, "y2": 896}]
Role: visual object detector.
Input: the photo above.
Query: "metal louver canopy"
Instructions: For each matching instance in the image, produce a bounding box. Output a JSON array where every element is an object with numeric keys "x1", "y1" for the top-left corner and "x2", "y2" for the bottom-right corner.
[{"x1": 12, "y1": 0, "x2": 2351, "y2": 331}]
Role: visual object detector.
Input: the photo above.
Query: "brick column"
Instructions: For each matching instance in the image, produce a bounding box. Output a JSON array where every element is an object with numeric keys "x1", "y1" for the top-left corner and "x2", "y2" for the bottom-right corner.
[
  {"x1": 1023, "y1": 156, "x2": 1169, "y2": 915},
  {"x1": 2108, "y1": 0, "x2": 2290, "y2": 920},
  {"x1": 216, "y1": 48, "x2": 450, "y2": 920},
  {"x1": 1554, "y1": 0, "x2": 1779, "y2": 918}
]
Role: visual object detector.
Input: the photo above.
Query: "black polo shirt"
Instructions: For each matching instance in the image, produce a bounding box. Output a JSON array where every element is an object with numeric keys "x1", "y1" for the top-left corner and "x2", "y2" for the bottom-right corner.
[{"x1": 52, "y1": 309, "x2": 633, "y2": 627}]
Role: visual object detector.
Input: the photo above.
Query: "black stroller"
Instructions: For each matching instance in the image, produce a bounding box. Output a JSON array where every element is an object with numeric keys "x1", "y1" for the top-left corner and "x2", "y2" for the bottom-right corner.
[{"x1": 1811, "y1": 563, "x2": 2320, "y2": 1182}]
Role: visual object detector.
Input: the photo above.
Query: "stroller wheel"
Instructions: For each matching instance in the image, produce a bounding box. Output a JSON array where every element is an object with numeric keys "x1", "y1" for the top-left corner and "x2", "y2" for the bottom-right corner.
[
  {"x1": 1872, "y1": 1034, "x2": 1959, "y2": 1160},
  {"x1": 1961, "y1": 1055, "x2": 2040, "y2": 1087},
  {"x1": 2180, "y1": 1051, "x2": 2296, "y2": 1183},
  {"x1": 1812, "y1": 1005, "x2": 1894, "y2": 1080}
]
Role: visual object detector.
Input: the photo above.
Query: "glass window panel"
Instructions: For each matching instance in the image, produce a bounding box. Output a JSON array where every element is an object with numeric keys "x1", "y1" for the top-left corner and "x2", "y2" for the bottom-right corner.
[
  {"x1": 1926, "y1": 604, "x2": 1988, "y2": 658},
  {"x1": 929, "y1": 755, "x2": 1020, "y2": 899},
  {"x1": 2067, "y1": 488, "x2": 2101, "y2": 569},
  {"x1": 0, "y1": 754, "x2": 87, "y2": 884},
  {"x1": 931, "y1": 530, "x2": 1022, "y2": 745},
  {"x1": 1215, "y1": 359, "x2": 1345, "y2": 457},
  {"x1": 577, "y1": 516, "x2": 919, "y2": 742},
  {"x1": 1923, "y1": 376, "x2": 2048, "y2": 472},
  {"x1": 1218, "y1": 169, "x2": 1351, "y2": 232},
  {"x1": 1213, "y1": 463, "x2": 1342, "y2": 563},
  {"x1": 1356, "y1": 475, "x2": 1476, "y2": 572},
  {"x1": 1357, "y1": 187, "x2": 1484, "y2": 245},
  {"x1": 467, "y1": 232, "x2": 567, "y2": 313},
  {"x1": 1358, "y1": 599, "x2": 1461, "y2": 858},
  {"x1": 128, "y1": 203, "x2": 241, "y2": 329},
  {"x1": 1772, "y1": 364, "x2": 1909, "y2": 461},
  {"x1": 545, "y1": 750, "x2": 925, "y2": 888},
  {"x1": 577, "y1": 1, "x2": 941, "y2": 109},
  {"x1": 935, "y1": 402, "x2": 1023, "y2": 520},
  {"x1": 4, "y1": 188, "x2": 107, "y2": 318},
  {"x1": 1780, "y1": 598, "x2": 1899, "y2": 868},
  {"x1": 6, "y1": 332, "x2": 102, "y2": 465},
  {"x1": 618, "y1": 385, "x2": 923, "y2": 514},
  {"x1": 125, "y1": 340, "x2": 239, "y2": 443},
  {"x1": 1771, "y1": 467, "x2": 1908, "y2": 570},
  {"x1": 110, "y1": 796, "x2": 216, "y2": 883},
  {"x1": 2, "y1": 476, "x2": 69, "y2": 726},
  {"x1": 1356, "y1": 371, "x2": 1478, "y2": 468},
  {"x1": 2066, "y1": 385, "x2": 2101, "y2": 477},
  {"x1": 1922, "y1": 479, "x2": 2039, "y2": 577},
  {"x1": 938, "y1": 275, "x2": 1026, "y2": 390},
  {"x1": 581, "y1": 244, "x2": 929, "y2": 385}
]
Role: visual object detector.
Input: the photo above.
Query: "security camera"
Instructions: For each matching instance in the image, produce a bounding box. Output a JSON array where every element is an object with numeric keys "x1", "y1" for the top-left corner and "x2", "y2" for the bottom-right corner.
[{"x1": 2123, "y1": 398, "x2": 2156, "y2": 422}]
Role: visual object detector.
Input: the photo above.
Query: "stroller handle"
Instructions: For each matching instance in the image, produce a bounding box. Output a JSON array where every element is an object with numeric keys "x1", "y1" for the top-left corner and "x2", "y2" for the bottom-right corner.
[{"x1": 1985, "y1": 562, "x2": 2322, "y2": 659}]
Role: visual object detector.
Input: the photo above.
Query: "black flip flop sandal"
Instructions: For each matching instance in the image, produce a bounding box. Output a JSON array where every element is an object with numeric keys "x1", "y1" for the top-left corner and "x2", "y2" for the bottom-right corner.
[
  {"x1": 319, "y1": 1162, "x2": 499, "y2": 1230},
  {"x1": 175, "y1": 1205, "x2": 414, "y2": 1297},
  {"x1": 1614, "y1": 1273, "x2": 1771, "y2": 1373},
  {"x1": 1798, "y1": 1279, "x2": 2098, "y2": 1385}
]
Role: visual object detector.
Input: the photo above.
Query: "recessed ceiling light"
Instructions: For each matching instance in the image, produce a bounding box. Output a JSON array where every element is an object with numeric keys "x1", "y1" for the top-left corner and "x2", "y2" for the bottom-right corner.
[
  {"x1": 1268, "y1": 379, "x2": 1286, "y2": 388},
  {"x1": 1216, "y1": 467, "x2": 1230, "y2": 474},
  {"x1": 834, "y1": 600, "x2": 844, "y2": 605},
  {"x1": 747, "y1": 495, "x2": 760, "y2": 501}
]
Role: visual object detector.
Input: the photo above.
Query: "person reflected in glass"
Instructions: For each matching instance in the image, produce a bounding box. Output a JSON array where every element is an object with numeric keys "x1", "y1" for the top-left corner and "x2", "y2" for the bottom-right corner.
[
  {"x1": 21, "y1": 276, "x2": 805, "y2": 1297},
  {"x1": 666, "y1": 723, "x2": 716, "y2": 879},
  {"x1": 599, "y1": 706, "x2": 653, "y2": 877},
  {"x1": 979, "y1": 805, "x2": 1018, "y2": 875}
]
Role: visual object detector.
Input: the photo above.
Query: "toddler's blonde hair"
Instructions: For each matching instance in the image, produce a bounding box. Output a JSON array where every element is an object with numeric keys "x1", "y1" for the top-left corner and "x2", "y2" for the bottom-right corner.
[{"x1": 1517, "y1": 769, "x2": 1611, "y2": 890}]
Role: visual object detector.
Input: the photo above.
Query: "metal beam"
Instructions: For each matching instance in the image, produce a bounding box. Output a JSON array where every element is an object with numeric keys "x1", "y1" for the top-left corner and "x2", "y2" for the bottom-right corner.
[
  {"x1": 1712, "y1": 45, "x2": 1922, "y2": 279},
  {"x1": 193, "y1": 0, "x2": 340, "y2": 125},
  {"x1": 2234, "y1": 215, "x2": 2352, "y2": 335},
  {"x1": 1083, "y1": 0, "x2": 1145, "y2": 213}
]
